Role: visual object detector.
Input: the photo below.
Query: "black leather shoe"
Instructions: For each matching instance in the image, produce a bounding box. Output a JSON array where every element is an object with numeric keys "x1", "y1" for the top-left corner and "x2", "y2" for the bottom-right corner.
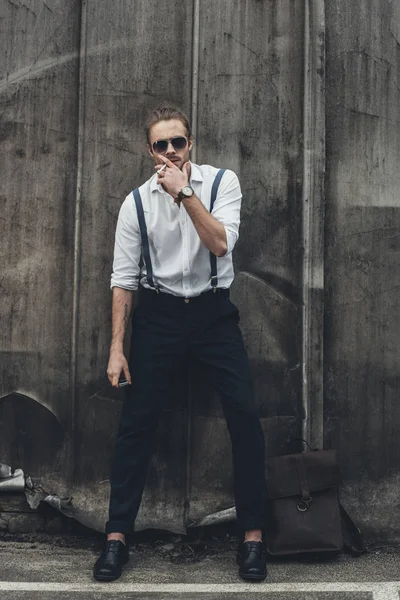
[
  {"x1": 236, "y1": 540, "x2": 267, "y2": 581},
  {"x1": 93, "y1": 540, "x2": 129, "y2": 582}
]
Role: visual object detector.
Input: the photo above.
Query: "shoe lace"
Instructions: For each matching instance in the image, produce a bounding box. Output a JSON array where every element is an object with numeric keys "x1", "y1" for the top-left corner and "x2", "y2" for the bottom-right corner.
[
  {"x1": 106, "y1": 540, "x2": 125, "y2": 555},
  {"x1": 242, "y1": 541, "x2": 263, "y2": 558}
]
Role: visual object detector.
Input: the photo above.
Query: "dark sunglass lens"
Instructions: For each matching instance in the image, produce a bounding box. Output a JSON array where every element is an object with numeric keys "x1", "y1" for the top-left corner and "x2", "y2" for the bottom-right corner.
[
  {"x1": 171, "y1": 137, "x2": 187, "y2": 150},
  {"x1": 153, "y1": 140, "x2": 168, "y2": 153}
]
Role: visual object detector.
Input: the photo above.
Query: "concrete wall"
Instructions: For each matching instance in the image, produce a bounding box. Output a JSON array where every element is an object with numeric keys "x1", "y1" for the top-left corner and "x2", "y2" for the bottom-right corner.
[
  {"x1": 0, "y1": 0, "x2": 399, "y2": 541},
  {"x1": 0, "y1": 0, "x2": 80, "y2": 490},
  {"x1": 324, "y1": 0, "x2": 400, "y2": 540}
]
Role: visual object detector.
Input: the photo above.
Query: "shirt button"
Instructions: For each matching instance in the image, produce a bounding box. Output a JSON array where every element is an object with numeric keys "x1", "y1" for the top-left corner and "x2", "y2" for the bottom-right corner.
[{"x1": 184, "y1": 298, "x2": 190, "y2": 304}]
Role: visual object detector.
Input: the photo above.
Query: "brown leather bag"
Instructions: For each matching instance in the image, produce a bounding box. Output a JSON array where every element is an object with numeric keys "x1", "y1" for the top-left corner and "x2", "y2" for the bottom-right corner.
[{"x1": 265, "y1": 448, "x2": 366, "y2": 556}]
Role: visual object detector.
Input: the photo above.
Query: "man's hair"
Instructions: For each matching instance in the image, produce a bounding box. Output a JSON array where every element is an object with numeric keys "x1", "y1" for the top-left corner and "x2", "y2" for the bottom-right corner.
[{"x1": 145, "y1": 107, "x2": 192, "y2": 145}]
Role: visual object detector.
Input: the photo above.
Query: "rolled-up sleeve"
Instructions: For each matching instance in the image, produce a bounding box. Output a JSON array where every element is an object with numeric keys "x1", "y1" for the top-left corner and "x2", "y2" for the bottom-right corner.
[
  {"x1": 110, "y1": 193, "x2": 141, "y2": 290},
  {"x1": 211, "y1": 169, "x2": 242, "y2": 255}
]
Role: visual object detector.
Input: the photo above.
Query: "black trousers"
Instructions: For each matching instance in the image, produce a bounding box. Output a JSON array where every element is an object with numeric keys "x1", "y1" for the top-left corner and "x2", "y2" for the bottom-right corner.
[{"x1": 106, "y1": 286, "x2": 266, "y2": 534}]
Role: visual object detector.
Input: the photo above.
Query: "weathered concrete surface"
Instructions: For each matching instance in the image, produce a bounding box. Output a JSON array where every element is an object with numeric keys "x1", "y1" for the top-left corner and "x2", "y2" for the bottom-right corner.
[
  {"x1": 324, "y1": 0, "x2": 400, "y2": 542},
  {"x1": 0, "y1": 590, "x2": 380, "y2": 600},
  {"x1": 0, "y1": 534, "x2": 399, "y2": 599},
  {"x1": 189, "y1": 0, "x2": 305, "y2": 525},
  {"x1": 1, "y1": 532, "x2": 400, "y2": 583},
  {"x1": 73, "y1": 0, "x2": 194, "y2": 534},
  {"x1": 0, "y1": 0, "x2": 80, "y2": 491}
]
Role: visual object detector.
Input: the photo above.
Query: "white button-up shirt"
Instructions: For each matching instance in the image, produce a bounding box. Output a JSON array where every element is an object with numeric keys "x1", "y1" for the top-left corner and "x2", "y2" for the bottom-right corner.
[{"x1": 110, "y1": 162, "x2": 242, "y2": 297}]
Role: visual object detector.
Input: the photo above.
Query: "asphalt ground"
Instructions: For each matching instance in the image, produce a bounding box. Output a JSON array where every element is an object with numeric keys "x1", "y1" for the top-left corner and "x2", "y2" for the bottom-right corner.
[{"x1": 0, "y1": 532, "x2": 399, "y2": 599}]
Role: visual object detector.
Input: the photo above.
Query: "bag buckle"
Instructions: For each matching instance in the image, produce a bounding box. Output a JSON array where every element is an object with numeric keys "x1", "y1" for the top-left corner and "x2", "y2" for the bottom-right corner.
[{"x1": 297, "y1": 496, "x2": 313, "y2": 512}]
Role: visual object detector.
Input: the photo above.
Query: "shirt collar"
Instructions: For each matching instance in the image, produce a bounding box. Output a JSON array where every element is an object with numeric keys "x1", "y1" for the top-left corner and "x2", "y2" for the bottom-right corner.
[
  {"x1": 150, "y1": 161, "x2": 203, "y2": 193},
  {"x1": 189, "y1": 162, "x2": 203, "y2": 183}
]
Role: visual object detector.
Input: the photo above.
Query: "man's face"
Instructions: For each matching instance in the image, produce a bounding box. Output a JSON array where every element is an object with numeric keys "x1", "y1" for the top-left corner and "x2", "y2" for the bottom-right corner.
[{"x1": 148, "y1": 118, "x2": 193, "y2": 171}]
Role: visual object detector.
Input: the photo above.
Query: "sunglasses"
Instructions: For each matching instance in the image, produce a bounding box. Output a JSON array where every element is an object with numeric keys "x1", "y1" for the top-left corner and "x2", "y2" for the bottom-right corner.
[{"x1": 152, "y1": 136, "x2": 188, "y2": 154}]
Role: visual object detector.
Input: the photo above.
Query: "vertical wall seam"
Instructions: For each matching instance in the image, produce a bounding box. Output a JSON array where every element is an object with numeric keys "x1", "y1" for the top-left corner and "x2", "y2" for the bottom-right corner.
[
  {"x1": 191, "y1": 0, "x2": 200, "y2": 163},
  {"x1": 184, "y1": 0, "x2": 200, "y2": 527},
  {"x1": 70, "y1": 0, "x2": 88, "y2": 483},
  {"x1": 301, "y1": 0, "x2": 326, "y2": 447},
  {"x1": 302, "y1": 0, "x2": 312, "y2": 441}
]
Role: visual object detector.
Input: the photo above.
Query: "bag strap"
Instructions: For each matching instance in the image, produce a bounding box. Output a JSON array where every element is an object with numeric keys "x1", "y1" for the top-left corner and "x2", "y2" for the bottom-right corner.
[
  {"x1": 339, "y1": 503, "x2": 367, "y2": 556},
  {"x1": 209, "y1": 169, "x2": 226, "y2": 292},
  {"x1": 133, "y1": 187, "x2": 159, "y2": 292},
  {"x1": 295, "y1": 454, "x2": 312, "y2": 511}
]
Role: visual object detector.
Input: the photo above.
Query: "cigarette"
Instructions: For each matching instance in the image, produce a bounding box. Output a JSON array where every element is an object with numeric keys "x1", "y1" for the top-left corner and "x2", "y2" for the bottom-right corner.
[{"x1": 157, "y1": 164, "x2": 166, "y2": 174}]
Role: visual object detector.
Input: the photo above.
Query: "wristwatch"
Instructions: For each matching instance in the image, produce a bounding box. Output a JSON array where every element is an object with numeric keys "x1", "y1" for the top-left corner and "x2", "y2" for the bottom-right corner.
[{"x1": 176, "y1": 185, "x2": 194, "y2": 202}]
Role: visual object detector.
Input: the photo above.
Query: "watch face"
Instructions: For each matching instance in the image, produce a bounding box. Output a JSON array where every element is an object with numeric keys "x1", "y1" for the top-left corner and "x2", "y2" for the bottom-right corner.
[{"x1": 182, "y1": 186, "x2": 193, "y2": 197}]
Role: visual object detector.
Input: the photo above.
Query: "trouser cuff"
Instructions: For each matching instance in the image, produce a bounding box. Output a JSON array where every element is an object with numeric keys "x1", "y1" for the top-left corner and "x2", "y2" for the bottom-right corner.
[
  {"x1": 237, "y1": 517, "x2": 265, "y2": 533},
  {"x1": 105, "y1": 520, "x2": 134, "y2": 535}
]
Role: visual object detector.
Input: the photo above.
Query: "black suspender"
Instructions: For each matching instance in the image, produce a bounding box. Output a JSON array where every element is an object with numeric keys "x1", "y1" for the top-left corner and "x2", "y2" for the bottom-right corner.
[
  {"x1": 133, "y1": 188, "x2": 159, "y2": 293},
  {"x1": 132, "y1": 168, "x2": 226, "y2": 293},
  {"x1": 209, "y1": 168, "x2": 226, "y2": 291}
]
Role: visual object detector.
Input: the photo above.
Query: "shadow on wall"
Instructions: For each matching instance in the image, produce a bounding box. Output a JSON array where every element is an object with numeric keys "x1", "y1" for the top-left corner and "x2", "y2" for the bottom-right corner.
[{"x1": 0, "y1": 392, "x2": 65, "y2": 478}]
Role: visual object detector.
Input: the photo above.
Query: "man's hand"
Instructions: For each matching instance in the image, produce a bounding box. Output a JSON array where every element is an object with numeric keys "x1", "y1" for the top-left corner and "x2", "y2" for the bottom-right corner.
[
  {"x1": 154, "y1": 155, "x2": 190, "y2": 200},
  {"x1": 107, "y1": 349, "x2": 131, "y2": 388}
]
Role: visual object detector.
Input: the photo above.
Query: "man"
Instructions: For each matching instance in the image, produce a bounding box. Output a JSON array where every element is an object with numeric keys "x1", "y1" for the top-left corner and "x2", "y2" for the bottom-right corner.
[{"x1": 93, "y1": 107, "x2": 267, "y2": 582}]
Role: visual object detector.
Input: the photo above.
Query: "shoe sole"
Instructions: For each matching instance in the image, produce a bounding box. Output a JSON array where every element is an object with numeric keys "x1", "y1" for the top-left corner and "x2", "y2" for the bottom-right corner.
[
  {"x1": 93, "y1": 571, "x2": 122, "y2": 582},
  {"x1": 238, "y1": 570, "x2": 267, "y2": 581}
]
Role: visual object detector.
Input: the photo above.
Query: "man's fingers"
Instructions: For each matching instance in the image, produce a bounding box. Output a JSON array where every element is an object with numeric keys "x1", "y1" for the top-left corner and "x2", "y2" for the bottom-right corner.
[
  {"x1": 123, "y1": 364, "x2": 132, "y2": 385},
  {"x1": 108, "y1": 352, "x2": 130, "y2": 388},
  {"x1": 107, "y1": 366, "x2": 123, "y2": 387}
]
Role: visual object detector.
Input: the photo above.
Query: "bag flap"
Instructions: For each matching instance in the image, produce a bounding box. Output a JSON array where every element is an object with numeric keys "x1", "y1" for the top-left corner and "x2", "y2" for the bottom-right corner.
[{"x1": 266, "y1": 449, "x2": 342, "y2": 499}]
